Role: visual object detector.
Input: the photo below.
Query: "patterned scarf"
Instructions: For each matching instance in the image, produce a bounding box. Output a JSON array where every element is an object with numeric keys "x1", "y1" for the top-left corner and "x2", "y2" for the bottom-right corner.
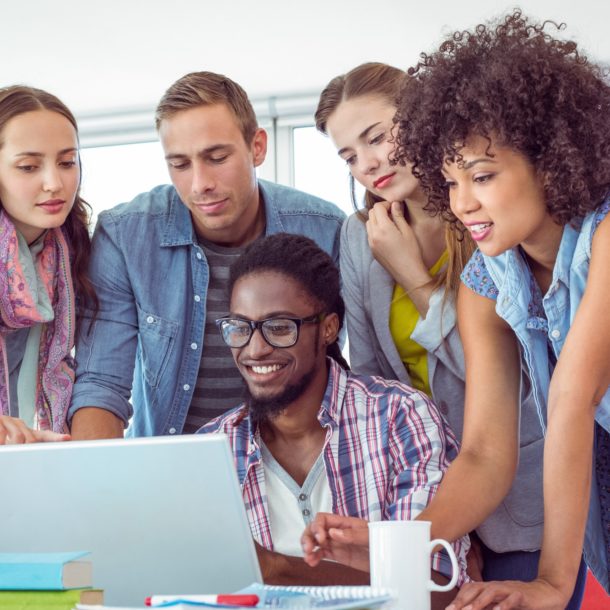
[{"x1": 0, "y1": 210, "x2": 75, "y2": 432}]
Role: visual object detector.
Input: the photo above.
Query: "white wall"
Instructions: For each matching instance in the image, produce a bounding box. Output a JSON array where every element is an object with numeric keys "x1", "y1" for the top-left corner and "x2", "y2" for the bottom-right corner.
[{"x1": 1, "y1": 0, "x2": 608, "y2": 116}]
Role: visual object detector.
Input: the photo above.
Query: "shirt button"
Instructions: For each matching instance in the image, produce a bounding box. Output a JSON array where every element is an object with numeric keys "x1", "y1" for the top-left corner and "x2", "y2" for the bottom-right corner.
[
  {"x1": 183, "y1": 384, "x2": 190, "y2": 391},
  {"x1": 168, "y1": 427, "x2": 177, "y2": 435},
  {"x1": 194, "y1": 295, "x2": 201, "y2": 302},
  {"x1": 146, "y1": 316, "x2": 154, "y2": 324},
  {"x1": 299, "y1": 493, "x2": 307, "y2": 501},
  {"x1": 191, "y1": 342, "x2": 198, "y2": 350},
  {"x1": 196, "y1": 252, "x2": 203, "y2": 260},
  {"x1": 551, "y1": 329, "x2": 561, "y2": 339},
  {"x1": 302, "y1": 508, "x2": 310, "y2": 517}
]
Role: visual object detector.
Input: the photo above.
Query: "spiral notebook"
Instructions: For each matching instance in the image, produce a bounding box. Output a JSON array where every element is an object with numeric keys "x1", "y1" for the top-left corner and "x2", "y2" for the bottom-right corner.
[{"x1": 239, "y1": 583, "x2": 392, "y2": 608}]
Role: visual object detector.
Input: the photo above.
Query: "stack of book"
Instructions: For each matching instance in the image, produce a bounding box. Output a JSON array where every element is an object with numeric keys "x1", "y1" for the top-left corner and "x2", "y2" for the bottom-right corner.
[{"x1": 0, "y1": 551, "x2": 103, "y2": 609}]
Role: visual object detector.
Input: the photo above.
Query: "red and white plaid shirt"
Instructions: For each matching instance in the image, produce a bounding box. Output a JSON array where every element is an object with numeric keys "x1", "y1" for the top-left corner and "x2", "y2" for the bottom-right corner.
[{"x1": 200, "y1": 358, "x2": 470, "y2": 584}]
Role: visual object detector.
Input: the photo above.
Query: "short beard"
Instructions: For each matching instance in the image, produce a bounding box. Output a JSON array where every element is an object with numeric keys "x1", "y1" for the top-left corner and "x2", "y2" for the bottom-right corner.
[{"x1": 246, "y1": 366, "x2": 317, "y2": 429}]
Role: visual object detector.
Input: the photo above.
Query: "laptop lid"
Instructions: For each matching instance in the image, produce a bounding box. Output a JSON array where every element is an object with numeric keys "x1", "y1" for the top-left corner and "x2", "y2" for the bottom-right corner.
[{"x1": 0, "y1": 434, "x2": 262, "y2": 605}]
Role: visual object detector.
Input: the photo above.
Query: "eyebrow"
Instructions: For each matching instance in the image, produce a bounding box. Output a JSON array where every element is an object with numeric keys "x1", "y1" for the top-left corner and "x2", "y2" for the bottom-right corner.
[
  {"x1": 230, "y1": 311, "x2": 302, "y2": 320},
  {"x1": 462, "y1": 157, "x2": 498, "y2": 169},
  {"x1": 165, "y1": 144, "x2": 233, "y2": 160},
  {"x1": 442, "y1": 157, "x2": 498, "y2": 174},
  {"x1": 337, "y1": 122, "x2": 383, "y2": 156},
  {"x1": 16, "y1": 147, "x2": 78, "y2": 157}
]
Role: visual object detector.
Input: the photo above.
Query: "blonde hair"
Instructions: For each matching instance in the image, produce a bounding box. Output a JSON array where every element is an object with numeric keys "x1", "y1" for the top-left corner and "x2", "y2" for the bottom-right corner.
[{"x1": 155, "y1": 71, "x2": 258, "y2": 144}]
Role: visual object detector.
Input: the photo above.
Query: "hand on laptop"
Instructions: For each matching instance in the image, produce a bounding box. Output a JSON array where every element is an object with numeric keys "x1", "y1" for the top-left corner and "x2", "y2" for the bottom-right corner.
[
  {"x1": 0, "y1": 416, "x2": 71, "y2": 444},
  {"x1": 301, "y1": 513, "x2": 371, "y2": 572}
]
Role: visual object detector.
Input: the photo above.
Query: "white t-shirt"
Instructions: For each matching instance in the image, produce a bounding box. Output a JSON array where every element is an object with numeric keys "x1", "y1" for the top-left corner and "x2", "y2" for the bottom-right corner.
[{"x1": 261, "y1": 442, "x2": 332, "y2": 557}]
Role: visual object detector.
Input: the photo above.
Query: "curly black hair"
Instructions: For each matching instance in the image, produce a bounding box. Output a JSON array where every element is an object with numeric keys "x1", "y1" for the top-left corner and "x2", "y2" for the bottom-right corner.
[
  {"x1": 395, "y1": 9, "x2": 610, "y2": 226},
  {"x1": 229, "y1": 233, "x2": 348, "y2": 368}
]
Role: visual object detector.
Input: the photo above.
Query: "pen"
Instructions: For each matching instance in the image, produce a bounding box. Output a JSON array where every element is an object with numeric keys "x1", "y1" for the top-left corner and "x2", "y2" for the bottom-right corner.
[{"x1": 145, "y1": 594, "x2": 259, "y2": 607}]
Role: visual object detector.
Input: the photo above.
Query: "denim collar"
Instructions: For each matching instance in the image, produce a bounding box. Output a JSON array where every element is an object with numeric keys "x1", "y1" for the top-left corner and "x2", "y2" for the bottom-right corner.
[
  {"x1": 160, "y1": 188, "x2": 197, "y2": 247},
  {"x1": 160, "y1": 180, "x2": 284, "y2": 248}
]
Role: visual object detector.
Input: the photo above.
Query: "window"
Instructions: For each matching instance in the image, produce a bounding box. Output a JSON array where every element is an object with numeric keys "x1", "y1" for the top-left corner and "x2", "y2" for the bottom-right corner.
[
  {"x1": 292, "y1": 126, "x2": 364, "y2": 217},
  {"x1": 79, "y1": 141, "x2": 169, "y2": 225}
]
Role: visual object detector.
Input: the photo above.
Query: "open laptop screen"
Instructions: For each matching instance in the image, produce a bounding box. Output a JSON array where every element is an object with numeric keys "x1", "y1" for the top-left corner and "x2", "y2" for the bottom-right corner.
[{"x1": 0, "y1": 435, "x2": 262, "y2": 605}]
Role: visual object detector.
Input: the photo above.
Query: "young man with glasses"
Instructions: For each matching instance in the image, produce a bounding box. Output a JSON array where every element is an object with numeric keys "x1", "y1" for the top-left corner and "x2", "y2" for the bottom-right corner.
[
  {"x1": 68, "y1": 71, "x2": 345, "y2": 438},
  {"x1": 199, "y1": 234, "x2": 469, "y2": 595}
]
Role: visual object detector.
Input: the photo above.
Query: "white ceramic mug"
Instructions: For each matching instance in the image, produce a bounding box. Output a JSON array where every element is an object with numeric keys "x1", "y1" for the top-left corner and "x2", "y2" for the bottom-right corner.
[{"x1": 369, "y1": 520, "x2": 458, "y2": 610}]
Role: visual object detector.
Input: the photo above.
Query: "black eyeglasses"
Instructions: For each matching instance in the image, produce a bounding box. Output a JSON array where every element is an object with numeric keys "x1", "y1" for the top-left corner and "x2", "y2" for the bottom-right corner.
[{"x1": 215, "y1": 313, "x2": 325, "y2": 348}]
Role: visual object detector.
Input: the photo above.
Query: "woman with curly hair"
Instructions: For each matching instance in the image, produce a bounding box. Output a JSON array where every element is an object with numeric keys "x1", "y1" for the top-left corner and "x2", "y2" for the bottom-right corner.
[
  {"x1": 0, "y1": 86, "x2": 96, "y2": 443},
  {"x1": 303, "y1": 11, "x2": 609, "y2": 609},
  {"x1": 315, "y1": 63, "x2": 474, "y2": 440}
]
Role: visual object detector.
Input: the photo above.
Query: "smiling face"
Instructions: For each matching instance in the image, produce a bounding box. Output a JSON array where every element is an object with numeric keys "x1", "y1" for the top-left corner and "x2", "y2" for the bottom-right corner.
[
  {"x1": 325, "y1": 94, "x2": 423, "y2": 204},
  {"x1": 229, "y1": 271, "x2": 337, "y2": 418},
  {"x1": 442, "y1": 136, "x2": 561, "y2": 259},
  {"x1": 159, "y1": 103, "x2": 267, "y2": 247},
  {"x1": 0, "y1": 109, "x2": 80, "y2": 244}
]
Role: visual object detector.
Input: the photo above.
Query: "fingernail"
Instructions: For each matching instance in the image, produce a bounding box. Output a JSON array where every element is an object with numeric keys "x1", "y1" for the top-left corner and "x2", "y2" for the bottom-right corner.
[{"x1": 445, "y1": 605, "x2": 455, "y2": 610}]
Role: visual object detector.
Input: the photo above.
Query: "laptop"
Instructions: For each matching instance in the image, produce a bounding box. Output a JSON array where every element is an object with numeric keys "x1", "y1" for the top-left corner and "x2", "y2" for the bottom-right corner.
[{"x1": 0, "y1": 435, "x2": 262, "y2": 605}]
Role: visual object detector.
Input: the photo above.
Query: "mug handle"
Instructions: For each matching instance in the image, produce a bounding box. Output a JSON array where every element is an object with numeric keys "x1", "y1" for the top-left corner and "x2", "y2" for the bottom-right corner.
[{"x1": 428, "y1": 538, "x2": 459, "y2": 592}]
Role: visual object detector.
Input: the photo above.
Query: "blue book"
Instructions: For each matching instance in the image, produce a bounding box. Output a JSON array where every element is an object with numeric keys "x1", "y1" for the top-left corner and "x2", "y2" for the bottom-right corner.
[{"x1": 0, "y1": 552, "x2": 92, "y2": 590}]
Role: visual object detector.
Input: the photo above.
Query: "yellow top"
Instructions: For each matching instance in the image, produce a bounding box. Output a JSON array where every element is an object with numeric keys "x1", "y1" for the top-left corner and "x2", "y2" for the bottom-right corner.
[{"x1": 388, "y1": 250, "x2": 448, "y2": 397}]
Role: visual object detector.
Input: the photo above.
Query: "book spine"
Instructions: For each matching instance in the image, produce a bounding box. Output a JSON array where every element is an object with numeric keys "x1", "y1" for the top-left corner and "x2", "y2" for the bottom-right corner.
[{"x1": 0, "y1": 589, "x2": 85, "y2": 604}]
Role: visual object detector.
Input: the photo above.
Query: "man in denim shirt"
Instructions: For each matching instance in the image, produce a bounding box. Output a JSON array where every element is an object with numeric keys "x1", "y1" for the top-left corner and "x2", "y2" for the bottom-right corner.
[{"x1": 68, "y1": 71, "x2": 345, "y2": 438}]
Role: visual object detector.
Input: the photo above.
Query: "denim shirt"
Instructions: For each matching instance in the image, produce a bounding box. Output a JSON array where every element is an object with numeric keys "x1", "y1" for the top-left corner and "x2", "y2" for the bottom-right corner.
[
  {"x1": 468, "y1": 201, "x2": 610, "y2": 592},
  {"x1": 69, "y1": 180, "x2": 345, "y2": 436}
]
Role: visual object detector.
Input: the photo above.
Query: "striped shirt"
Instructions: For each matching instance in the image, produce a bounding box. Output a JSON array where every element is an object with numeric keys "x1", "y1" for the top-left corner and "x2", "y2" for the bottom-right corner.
[
  {"x1": 199, "y1": 358, "x2": 470, "y2": 584},
  {"x1": 183, "y1": 238, "x2": 248, "y2": 432}
]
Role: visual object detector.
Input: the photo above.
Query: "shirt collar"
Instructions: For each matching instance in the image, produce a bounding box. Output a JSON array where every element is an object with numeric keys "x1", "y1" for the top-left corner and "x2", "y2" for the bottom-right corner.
[
  {"x1": 316, "y1": 358, "x2": 347, "y2": 429},
  {"x1": 243, "y1": 358, "x2": 348, "y2": 457},
  {"x1": 160, "y1": 187, "x2": 198, "y2": 247},
  {"x1": 259, "y1": 180, "x2": 284, "y2": 235},
  {"x1": 161, "y1": 181, "x2": 278, "y2": 247}
]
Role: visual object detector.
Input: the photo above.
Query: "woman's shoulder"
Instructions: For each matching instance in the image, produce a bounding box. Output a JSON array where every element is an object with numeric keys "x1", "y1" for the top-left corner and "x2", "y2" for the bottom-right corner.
[
  {"x1": 341, "y1": 210, "x2": 368, "y2": 237},
  {"x1": 592, "y1": 197, "x2": 610, "y2": 232},
  {"x1": 576, "y1": 196, "x2": 610, "y2": 256},
  {"x1": 460, "y1": 248, "x2": 499, "y2": 300},
  {"x1": 340, "y1": 211, "x2": 372, "y2": 261}
]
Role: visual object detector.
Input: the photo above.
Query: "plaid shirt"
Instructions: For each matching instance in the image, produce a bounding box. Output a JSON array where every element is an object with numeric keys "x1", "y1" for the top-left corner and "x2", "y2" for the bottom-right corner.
[{"x1": 199, "y1": 358, "x2": 470, "y2": 584}]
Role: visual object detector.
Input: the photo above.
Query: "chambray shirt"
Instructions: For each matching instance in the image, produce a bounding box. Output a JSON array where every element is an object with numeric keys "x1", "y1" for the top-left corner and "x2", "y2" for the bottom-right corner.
[
  {"x1": 69, "y1": 180, "x2": 345, "y2": 436},
  {"x1": 462, "y1": 199, "x2": 610, "y2": 592},
  {"x1": 199, "y1": 358, "x2": 471, "y2": 585}
]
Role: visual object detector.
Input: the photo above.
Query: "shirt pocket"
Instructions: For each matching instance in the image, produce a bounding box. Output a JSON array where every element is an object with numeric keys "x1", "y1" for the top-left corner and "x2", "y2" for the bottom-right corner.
[{"x1": 136, "y1": 304, "x2": 179, "y2": 389}]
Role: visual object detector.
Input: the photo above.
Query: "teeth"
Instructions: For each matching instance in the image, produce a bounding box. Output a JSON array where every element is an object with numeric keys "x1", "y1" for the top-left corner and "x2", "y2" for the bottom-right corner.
[
  {"x1": 251, "y1": 364, "x2": 283, "y2": 374},
  {"x1": 469, "y1": 223, "x2": 492, "y2": 232}
]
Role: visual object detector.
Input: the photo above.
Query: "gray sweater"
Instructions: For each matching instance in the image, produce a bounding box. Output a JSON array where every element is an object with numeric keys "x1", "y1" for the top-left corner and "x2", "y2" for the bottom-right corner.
[{"x1": 340, "y1": 213, "x2": 465, "y2": 438}]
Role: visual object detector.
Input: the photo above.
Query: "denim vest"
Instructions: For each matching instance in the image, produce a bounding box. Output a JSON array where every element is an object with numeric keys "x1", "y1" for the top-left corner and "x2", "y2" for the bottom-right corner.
[
  {"x1": 482, "y1": 207, "x2": 610, "y2": 592},
  {"x1": 69, "y1": 180, "x2": 345, "y2": 436}
]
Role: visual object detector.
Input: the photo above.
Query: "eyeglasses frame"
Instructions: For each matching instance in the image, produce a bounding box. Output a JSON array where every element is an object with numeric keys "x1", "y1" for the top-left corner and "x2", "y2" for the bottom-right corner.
[{"x1": 215, "y1": 312, "x2": 326, "y2": 348}]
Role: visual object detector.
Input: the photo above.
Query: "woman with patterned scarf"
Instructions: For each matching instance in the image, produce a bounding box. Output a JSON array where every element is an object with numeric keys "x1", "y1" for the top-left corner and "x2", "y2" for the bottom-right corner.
[{"x1": 0, "y1": 86, "x2": 96, "y2": 443}]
